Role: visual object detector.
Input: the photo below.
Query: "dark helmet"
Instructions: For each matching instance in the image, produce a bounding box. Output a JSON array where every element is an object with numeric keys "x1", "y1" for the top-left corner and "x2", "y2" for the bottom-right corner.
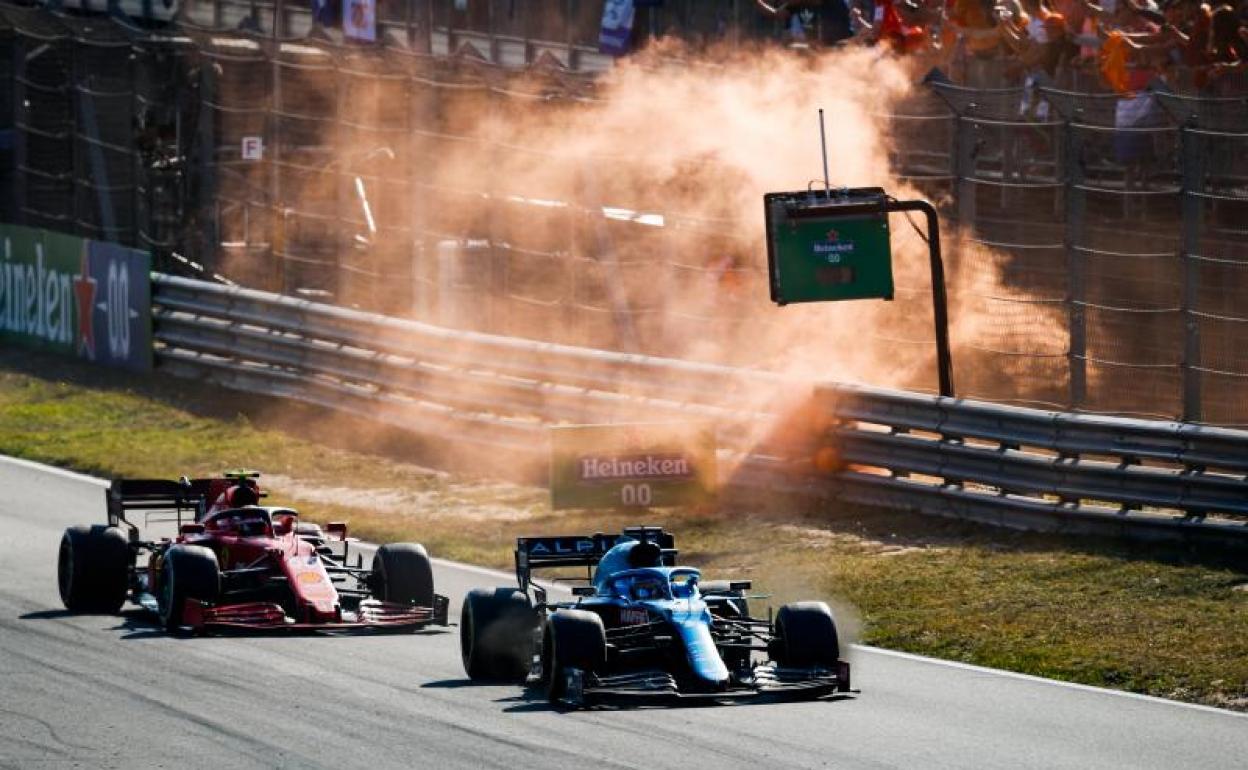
[{"x1": 227, "y1": 483, "x2": 259, "y2": 508}]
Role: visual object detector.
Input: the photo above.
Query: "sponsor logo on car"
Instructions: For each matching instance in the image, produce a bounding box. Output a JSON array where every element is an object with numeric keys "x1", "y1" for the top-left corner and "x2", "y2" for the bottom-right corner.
[
  {"x1": 527, "y1": 538, "x2": 598, "y2": 555},
  {"x1": 620, "y1": 607, "x2": 648, "y2": 625}
]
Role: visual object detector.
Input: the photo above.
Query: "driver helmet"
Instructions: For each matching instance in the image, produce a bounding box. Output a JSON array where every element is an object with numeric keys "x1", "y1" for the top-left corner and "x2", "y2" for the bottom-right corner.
[
  {"x1": 226, "y1": 483, "x2": 259, "y2": 507},
  {"x1": 632, "y1": 575, "x2": 664, "y2": 600}
]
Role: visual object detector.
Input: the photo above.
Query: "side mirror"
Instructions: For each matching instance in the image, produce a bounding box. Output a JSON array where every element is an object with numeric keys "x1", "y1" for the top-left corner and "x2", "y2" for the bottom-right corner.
[
  {"x1": 729, "y1": 580, "x2": 752, "y2": 592},
  {"x1": 325, "y1": 521, "x2": 348, "y2": 541},
  {"x1": 571, "y1": 586, "x2": 596, "y2": 597},
  {"x1": 272, "y1": 516, "x2": 294, "y2": 536},
  {"x1": 179, "y1": 523, "x2": 205, "y2": 536}
]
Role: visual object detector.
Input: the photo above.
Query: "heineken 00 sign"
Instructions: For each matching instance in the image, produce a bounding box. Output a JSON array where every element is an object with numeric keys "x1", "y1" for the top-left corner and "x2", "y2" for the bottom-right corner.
[
  {"x1": 764, "y1": 186, "x2": 894, "y2": 305},
  {"x1": 549, "y1": 423, "x2": 715, "y2": 510}
]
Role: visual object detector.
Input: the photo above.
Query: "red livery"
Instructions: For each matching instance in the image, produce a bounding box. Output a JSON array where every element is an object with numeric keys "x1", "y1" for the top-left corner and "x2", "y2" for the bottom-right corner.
[{"x1": 57, "y1": 471, "x2": 449, "y2": 633}]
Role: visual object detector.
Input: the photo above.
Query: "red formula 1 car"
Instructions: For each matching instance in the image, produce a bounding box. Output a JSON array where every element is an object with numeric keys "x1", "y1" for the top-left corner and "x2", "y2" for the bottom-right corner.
[{"x1": 57, "y1": 471, "x2": 449, "y2": 633}]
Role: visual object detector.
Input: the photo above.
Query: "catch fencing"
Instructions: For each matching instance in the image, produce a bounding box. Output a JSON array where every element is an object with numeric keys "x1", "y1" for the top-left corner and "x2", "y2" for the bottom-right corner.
[
  {"x1": 894, "y1": 80, "x2": 1248, "y2": 429},
  {"x1": 3, "y1": 0, "x2": 1248, "y2": 427},
  {"x1": 152, "y1": 272, "x2": 1248, "y2": 551},
  {"x1": 1, "y1": 3, "x2": 188, "y2": 253}
]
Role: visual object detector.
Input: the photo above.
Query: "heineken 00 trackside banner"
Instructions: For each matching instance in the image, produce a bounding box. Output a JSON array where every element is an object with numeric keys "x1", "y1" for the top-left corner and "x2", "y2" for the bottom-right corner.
[
  {"x1": 550, "y1": 423, "x2": 716, "y2": 510},
  {"x1": 0, "y1": 224, "x2": 152, "y2": 371}
]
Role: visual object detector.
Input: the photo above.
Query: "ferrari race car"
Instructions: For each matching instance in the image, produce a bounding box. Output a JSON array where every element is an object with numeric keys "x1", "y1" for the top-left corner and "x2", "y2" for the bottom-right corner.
[
  {"x1": 459, "y1": 526, "x2": 852, "y2": 707},
  {"x1": 57, "y1": 471, "x2": 449, "y2": 633}
]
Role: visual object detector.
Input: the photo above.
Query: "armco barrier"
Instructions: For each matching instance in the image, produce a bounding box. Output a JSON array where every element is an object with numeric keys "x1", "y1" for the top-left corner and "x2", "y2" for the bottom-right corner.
[{"x1": 152, "y1": 273, "x2": 1248, "y2": 550}]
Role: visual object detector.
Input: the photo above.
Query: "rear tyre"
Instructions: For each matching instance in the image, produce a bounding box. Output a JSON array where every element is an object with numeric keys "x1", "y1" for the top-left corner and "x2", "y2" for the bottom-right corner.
[
  {"x1": 58, "y1": 525, "x2": 130, "y2": 613},
  {"x1": 460, "y1": 588, "x2": 538, "y2": 682},
  {"x1": 773, "y1": 602, "x2": 841, "y2": 668},
  {"x1": 541, "y1": 610, "x2": 606, "y2": 704},
  {"x1": 371, "y1": 543, "x2": 435, "y2": 608},
  {"x1": 158, "y1": 545, "x2": 220, "y2": 632}
]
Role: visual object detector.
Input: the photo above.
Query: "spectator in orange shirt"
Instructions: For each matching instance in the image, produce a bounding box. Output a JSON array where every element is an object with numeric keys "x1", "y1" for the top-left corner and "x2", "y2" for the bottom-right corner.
[
  {"x1": 950, "y1": 0, "x2": 1004, "y2": 53},
  {"x1": 849, "y1": 0, "x2": 931, "y2": 51},
  {"x1": 996, "y1": 0, "x2": 1072, "y2": 78}
]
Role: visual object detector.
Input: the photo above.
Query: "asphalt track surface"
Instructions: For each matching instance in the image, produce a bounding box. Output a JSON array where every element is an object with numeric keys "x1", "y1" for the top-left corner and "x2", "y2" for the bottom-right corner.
[{"x1": 1, "y1": 457, "x2": 1246, "y2": 769}]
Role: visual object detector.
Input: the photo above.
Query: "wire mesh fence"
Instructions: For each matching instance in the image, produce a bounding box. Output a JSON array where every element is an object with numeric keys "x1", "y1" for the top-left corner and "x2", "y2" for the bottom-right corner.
[
  {"x1": 2, "y1": 0, "x2": 1248, "y2": 426},
  {"x1": 918, "y1": 78, "x2": 1248, "y2": 425}
]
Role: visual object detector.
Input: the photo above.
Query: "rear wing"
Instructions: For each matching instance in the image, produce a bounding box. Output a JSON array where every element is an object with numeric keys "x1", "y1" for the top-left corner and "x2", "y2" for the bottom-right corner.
[
  {"x1": 105, "y1": 476, "x2": 263, "y2": 537},
  {"x1": 515, "y1": 526, "x2": 676, "y2": 593}
]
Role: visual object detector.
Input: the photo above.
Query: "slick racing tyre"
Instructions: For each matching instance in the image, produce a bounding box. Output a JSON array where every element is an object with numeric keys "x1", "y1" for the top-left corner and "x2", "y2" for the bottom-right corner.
[
  {"x1": 541, "y1": 610, "x2": 606, "y2": 704},
  {"x1": 58, "y1": 525, "x2": 130, "y2": 613},
  {"x1": 460, "y1": 588, "x2": 538, "y2": 682},
  {"x1": 773, "y1": 602, "x2": 841, "y2": 668},
  {"x1": 372, "y1": 543, "x2": 435, "y2": 608},
  {"x1": 157, "y1": 545, "x2": 220, "y2": 633}
]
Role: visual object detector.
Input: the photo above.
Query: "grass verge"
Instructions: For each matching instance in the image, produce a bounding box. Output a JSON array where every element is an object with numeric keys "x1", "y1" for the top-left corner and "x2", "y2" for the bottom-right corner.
[{"x1": 2, "y1": 349, "x2": 1246, "y2": 711}]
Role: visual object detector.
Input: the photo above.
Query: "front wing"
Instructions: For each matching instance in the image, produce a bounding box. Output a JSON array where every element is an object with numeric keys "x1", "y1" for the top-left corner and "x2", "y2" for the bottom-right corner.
[
  {"x1": 179, "y1": 594, "x2": 451, "y2": 633},
  {"x1": 556, "y1": 660, "x2": 853, "y2": 707}
]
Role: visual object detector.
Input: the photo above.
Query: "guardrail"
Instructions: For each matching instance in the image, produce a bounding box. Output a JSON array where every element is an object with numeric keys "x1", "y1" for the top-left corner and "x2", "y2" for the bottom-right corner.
[{"x1": 153, "y1": 273, "x2": 1248, "y2": 551}]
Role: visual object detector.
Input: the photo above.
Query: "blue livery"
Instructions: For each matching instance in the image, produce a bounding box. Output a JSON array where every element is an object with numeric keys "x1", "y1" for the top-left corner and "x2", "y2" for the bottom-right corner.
[{"x1": 459, "y1": 527, "x2": 854, "y2": 708}]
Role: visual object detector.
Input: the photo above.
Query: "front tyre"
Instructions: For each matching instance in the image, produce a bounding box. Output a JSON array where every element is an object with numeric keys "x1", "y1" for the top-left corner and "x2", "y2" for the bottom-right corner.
[
  {"x1": 460, "y1": 588, "x2": 538, "y2": 682},
  {"x1": 58, "y1": 525, "x2": 130, "y2": 613},
  {"x1": 371, "y1": 543, "x2": 435, "y2": 608},
  {"x1": 541, "y1": 610, "x2": 606, "y2": 704},
  {"x1": 773, "y1": 601, "x2": 841, "y2": 668},
  {"x1": 157, "y1": 545, "x2": 220, "y2": 633}
]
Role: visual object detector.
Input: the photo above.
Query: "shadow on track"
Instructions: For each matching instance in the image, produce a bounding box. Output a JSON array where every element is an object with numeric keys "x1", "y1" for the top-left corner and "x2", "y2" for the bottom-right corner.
[
  {"x1": 19, "y1": 609, "x2": 75, "y2": 620},
  {"x1": 419, "y1": 679, "x2": 482, "y2": 689},
  {"x1": 421, "y1": 677, "x2": 851, "y2": 713}
]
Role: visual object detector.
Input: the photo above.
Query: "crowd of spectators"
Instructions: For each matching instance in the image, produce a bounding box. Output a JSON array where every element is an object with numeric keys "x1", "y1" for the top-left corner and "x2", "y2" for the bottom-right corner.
[{"x1": 753, "y1": 0, "x2": 1248, "y2": 94}]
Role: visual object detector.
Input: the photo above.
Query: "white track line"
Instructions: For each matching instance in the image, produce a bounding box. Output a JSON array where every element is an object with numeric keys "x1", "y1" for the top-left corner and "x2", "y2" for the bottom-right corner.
[
  {"x1": 7, "y1": 453, "x2": 1244, "y2": 719},
  {"x1": 851, "y1": 646, "x2": 1248, "y2": 719},
  {"x1": 0, "y1": 454, "x2": 109, "y2": 487},
  {"x1": 431, "y1": 557, "x2": 521, "y2": 583}
]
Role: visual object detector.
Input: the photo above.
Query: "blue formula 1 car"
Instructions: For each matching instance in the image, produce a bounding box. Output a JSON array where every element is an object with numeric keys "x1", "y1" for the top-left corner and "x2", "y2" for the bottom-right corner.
[{"x1": 459, "y1": 526, "x2": 852, "y2": 707}]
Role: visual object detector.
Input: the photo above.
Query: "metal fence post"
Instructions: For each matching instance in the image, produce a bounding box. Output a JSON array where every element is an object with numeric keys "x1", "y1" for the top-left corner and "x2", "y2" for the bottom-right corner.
[
  {"x1": 273, "y1": 0, "x2": 284, "y2": 40},
  {"x1": 1063, "y1": 116, "x2": 1086, "y2": 410},
  {"x1": 129, "y1": 35, "x2": 140, "y2": 249},
  {"x1": 564, "y1": 0, "x2": 577, "y2": 70},
  {"x1": 953, "y1": 115, "x2": 976, "y2": 226},
  {"x1": 10, "y1": 27, "x2": 26, "y2": 225},
  {"x1": 1, "y1": 24, "x2": 12, "y2": 225},
  {"x1": 270, "y1": 39, "x2": 283, "y2": 293},
  {"x1": 69, "y1": 28, "x2": 83, "y2": 237},
  {"x1": 405, "y1": 0, "x2": 415, "y2": 50},
  {"x1": 196, "y1": 48, "x2": 218, "y2": 277},
  {"x1": 406, "y1": 55, "x2": 428, "y2": 318},
  {"x1": 1180, "y1": 122, "x2": 1205, "y2": 422}
]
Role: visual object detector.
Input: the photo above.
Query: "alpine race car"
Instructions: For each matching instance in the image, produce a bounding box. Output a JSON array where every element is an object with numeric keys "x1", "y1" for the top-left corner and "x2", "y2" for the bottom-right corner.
[
  {"x1": 459, "y1": 526, "x2": 852, "y2": 707},
  {"x1": 57, "y1": 471, "x2": 449, "y2": 633}
]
